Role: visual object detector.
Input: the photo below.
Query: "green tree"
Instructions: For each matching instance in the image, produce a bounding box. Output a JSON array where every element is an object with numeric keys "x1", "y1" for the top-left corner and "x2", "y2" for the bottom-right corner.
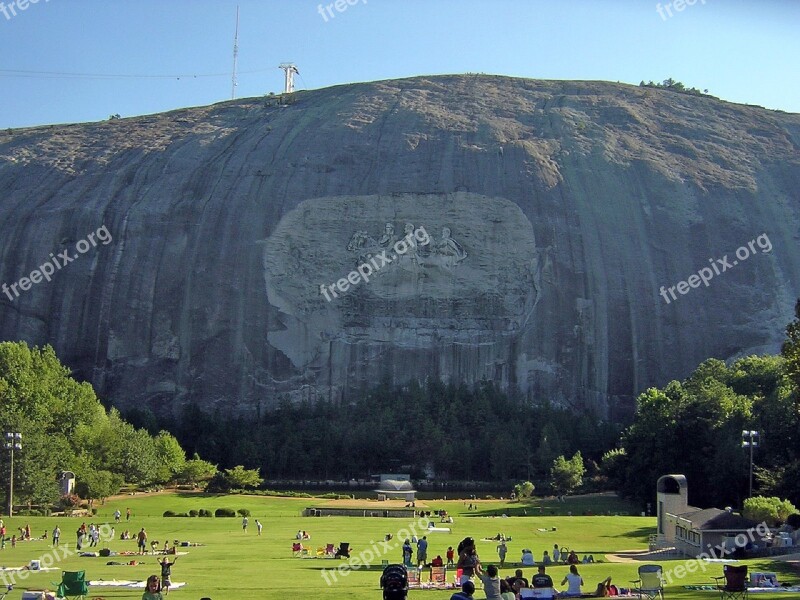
[
  {"x1": 551, "y1": 451, "x2": 585, "y2": 496},
  {"x1": 781, "y1": 299, "x2": 800, "y2": 392},
  {"x1": 600, "y1": 448, "x2": 627, "y2": 489},
  {"x1": 180, "y1": 454, "x2": 218, "y2": 485},
  {"x1": 0, "y1": 341, "x2": 204, "y2": 503},
  {"x1": 118, "y1": 427, "x2": 159, "y2": 484},
  {"x1": 75, "y1": 469, "x2": 122, "y2": 506},
  {"x1": 513, "y1": 481, "x2": 535, "y2": 499},
  {"x1": 224, "y1": 465, "x2": 263, "y2": 489},
  {"x1": 743, "y1": 496, "x2": 797, "y2": 526},
  {"x1": 154, "y1": 431, "x2": 186, "y2": 483}
]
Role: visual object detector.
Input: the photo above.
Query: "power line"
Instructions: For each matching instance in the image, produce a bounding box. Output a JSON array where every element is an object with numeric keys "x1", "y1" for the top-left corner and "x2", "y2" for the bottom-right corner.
[{"x1": 0, "y1": 67, "x2": 272, "y2": 80}]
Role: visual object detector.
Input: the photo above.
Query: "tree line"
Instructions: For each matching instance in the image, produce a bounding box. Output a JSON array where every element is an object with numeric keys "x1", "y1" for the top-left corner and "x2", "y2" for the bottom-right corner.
[
  {"x1": 157, "y1": 379, "x2": 618, "y2": 487},
  {"x1": 606, "y1": 300, "x2": 800, "y2": 509},
  {"x1": 0, "y1": 342, "x2": 215, "y2": 510},
  {"x1": 3, "y1": 299, "x2": 800, "y2": 512}
]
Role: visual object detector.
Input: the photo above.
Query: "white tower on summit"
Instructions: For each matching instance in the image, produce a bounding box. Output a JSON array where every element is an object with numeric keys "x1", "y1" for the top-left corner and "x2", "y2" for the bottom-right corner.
[{"x1": 279, "y1": 63, "x2": 299, "y2": 94}]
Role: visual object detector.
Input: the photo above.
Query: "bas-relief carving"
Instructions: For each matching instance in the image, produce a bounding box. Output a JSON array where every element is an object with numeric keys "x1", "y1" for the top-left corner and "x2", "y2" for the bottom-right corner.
[{"x1": 260, "y1": 194, "x2": 551, "y2": 389}]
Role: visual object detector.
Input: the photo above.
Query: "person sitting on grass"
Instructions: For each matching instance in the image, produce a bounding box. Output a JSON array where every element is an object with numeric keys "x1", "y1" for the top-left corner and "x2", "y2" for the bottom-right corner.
[
  {"x1": 508, "y1": 568, "x2": 529, "y2": 589},
  {"x1": 592, "y1": 577, "x2": 614, "y2": 597},
  {"x1": 521, "y1": 548, "x2": 535, "y2": 566},
  {"x1": 499, "y1": 579, "x2": 516, "y2": 600},
  {"x1": 532, "y1": 565, "x2": 553, "y2": 589},
  {"x1": 561, "y1": 564, "x2": 583, "y2": 597},
  {"x1": 450, "y1": 580, "x2": 475, "y2": 600}
]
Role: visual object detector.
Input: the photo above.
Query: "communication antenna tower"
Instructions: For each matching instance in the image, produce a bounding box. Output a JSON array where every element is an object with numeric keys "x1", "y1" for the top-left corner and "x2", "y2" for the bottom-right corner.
[
  {"x1": 231, "y1": 5, "x2": 240, "y2": 99},
  {"x1": 279, "y1": 63, "x2": 299, "y2": 94}
]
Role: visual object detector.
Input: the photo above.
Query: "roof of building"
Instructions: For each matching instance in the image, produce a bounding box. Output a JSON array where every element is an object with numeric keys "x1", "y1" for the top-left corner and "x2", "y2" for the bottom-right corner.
[{"x1": 677, "y1": 507, "x2": 760, "y2": 531}]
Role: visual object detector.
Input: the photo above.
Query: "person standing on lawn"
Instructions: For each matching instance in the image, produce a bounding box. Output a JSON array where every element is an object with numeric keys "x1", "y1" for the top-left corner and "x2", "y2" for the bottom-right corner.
[
  {"x1": 158, "y1": 555, "x2": 177, "y2": 595},
  {"x1": 497, "y1": 540, "x2": 507, "y2": 567},
  {"x1": 137, "y1": 528, "x2": 148, "y2": 555}
]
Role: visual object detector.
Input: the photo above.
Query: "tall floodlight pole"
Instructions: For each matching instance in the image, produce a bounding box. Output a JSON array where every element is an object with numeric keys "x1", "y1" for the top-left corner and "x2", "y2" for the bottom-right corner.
[
  {"x1": 279, "y1": 63, "x2": 299, "y2": 94},
  {"x1": 741, "y1": 430, "x2": 759, "y2": 498},
  {"x1": 4, "y1": 432, "x2": 22, "y2": 517},
  {"x1": 231, "y1": 5, "x2": 240, "y2": 99}
]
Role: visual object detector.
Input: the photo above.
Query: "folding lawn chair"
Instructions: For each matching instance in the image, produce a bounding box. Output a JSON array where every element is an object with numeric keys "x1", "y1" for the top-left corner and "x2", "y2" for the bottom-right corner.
[
  {"x1": 430, "y1": 566, "x2": 447, "y2": 588},
  {"x1": 407, "y1": 567, "x2": 421, "y2": 589},
  {"x1": 292, "y1": 542, "x2": 306, "y2": 556},
  {"x1": 325, "y1": 543, "x2": 336, "y2": 557},
  {"x1": 714, "y1": 565, "x2": 748, "y2": 600},
  {"x1": 335, "y1": 542, "x2": 351, "y2": 558},
  {"x1": 54, "y1": 570, "x2": 89, "y2": 600},
  {"x1": 632, "y1": 564, "x2": 664, "y2": 600}
]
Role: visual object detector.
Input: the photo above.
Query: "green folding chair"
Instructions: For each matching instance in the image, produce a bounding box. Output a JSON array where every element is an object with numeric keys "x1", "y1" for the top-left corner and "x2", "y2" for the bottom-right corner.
[{"x1": 54, "y1": 570, "x2": 89, "y2": 600}]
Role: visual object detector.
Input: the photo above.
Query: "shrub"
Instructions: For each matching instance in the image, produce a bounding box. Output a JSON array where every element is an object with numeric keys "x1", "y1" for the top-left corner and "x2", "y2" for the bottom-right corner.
[
  {"x1": 786, "y1": 513, "x2": 800, "y2": 529},
  {"x1": 163, "y1": 510, "x2": 176, "y2": 517},
  {"x1": 188, "y1": 509, "x2": 199, "y2": 517},
  {"x1": 60, "y1": 493, "x2": 82, "y2": 510},
  {"x1": 91, "y1": 508, "x2": 98, "y2": 516},
  {"x1": 205, "y1": 473, "x2": 230, "y2": 494},
  {"x1": 743, "y1": 496, "x2": 798, "y2": 526},
  {"x1": 237, "y1": 509, "x2": 251, "y2": 518},
  {"x1": 198, "y1": 509, "x2": 213, "y2": 517},
  {"x1": 215, "y1": 508, "x2": 236, "y2": 518}
]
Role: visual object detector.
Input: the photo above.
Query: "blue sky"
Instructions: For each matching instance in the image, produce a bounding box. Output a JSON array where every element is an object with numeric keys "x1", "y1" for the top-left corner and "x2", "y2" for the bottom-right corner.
[{"x1": 1, "y1": 0, "x2": 798, "y2": 129}]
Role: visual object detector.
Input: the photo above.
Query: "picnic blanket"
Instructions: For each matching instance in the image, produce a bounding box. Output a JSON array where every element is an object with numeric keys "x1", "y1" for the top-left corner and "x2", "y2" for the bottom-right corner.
[
  {"x1": 0, "y1": 565, "x2": 59, "y2": 572},
  {"x1": 88, "y1": 579, "x2": 187, "y2": 589}
]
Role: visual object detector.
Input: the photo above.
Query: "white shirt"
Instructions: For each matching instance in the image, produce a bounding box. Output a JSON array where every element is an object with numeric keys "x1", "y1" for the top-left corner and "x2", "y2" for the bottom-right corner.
[{"x1": 563, "y1": 573, "x2": 583, "y2": 596}]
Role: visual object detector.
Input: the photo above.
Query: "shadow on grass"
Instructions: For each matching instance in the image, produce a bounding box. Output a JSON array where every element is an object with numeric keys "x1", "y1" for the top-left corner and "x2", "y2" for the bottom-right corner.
[
  {"x1": 613, "y1": 526, "x2": 656, "y2": 539},
  {"x1": 297, "y1": 559, "x2": 389, "y2": 572}
]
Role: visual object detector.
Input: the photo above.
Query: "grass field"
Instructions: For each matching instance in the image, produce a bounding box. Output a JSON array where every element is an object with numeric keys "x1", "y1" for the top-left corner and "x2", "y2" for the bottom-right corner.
[{"x1": 1, "y1": 492, "x2": 798, "y2": 599}]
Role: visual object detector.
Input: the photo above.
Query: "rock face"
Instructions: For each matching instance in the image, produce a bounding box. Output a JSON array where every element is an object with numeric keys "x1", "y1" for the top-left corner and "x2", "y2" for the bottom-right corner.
[{"x1": 0, "y1": 75, "x2": 799, "y2": 420}]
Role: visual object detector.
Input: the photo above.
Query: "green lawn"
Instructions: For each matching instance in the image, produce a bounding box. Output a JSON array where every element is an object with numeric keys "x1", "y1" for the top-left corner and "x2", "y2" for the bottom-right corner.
[{"x1": 1, "y1": 493, "x2": 797, "y2": 599}]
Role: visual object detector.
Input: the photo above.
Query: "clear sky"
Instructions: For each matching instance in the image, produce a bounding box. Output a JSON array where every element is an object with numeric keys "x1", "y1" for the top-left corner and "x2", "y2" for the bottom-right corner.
[{"x1": 1, "y1": 0, "x2": 798, "y2": 129}]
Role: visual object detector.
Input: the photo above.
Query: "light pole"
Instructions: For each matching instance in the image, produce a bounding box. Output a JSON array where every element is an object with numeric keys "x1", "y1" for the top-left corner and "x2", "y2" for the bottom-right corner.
[
  {"x1": 4, "y1": 432, "x2": 22, "y2": 517},
  {"x1": 741, "y1": 430, "x2": 759, "y2": 498}
]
